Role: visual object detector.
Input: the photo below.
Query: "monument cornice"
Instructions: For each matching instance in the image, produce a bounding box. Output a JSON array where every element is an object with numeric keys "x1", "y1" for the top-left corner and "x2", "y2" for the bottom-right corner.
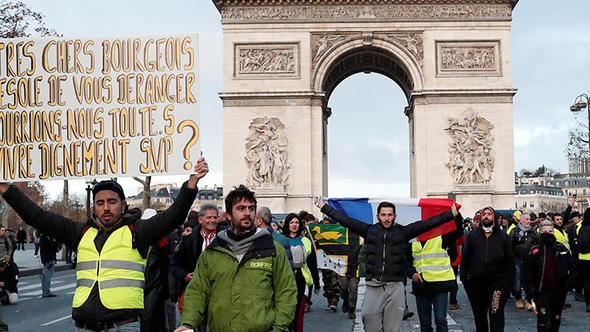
[
  {"x1": 219, "y1": 91, "x2": 325, "y2": 107},
  {"x1": 214, "y1": 0, "x2": 518, "y2": 23},
  {"x1": 214, "y1": 0, "x2": 518, "y2": 7}
]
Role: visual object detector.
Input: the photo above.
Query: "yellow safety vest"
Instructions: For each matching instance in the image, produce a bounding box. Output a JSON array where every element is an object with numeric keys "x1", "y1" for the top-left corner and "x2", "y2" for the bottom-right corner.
[
  {"x1": 554, "y1": 228, "x2": 570, "y2": 252},
  {"x1": 576, "y1": 223, "x2": 590, "y2": 261},
  {"x1": 506, "y1": 223, "x2": 515, "y2": 235},
  {"x1": 300, "y1": 237, "x2": 313, "y2": 286},
  {"x1": 73, "y1": 226, "x2": 147, "y2": 309},
  {"x1": 411, "y1": 236, "x2": 455, "y2": 282}
]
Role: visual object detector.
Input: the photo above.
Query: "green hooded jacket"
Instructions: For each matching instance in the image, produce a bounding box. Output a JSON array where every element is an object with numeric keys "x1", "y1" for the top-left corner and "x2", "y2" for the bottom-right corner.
[{"x1": 180, "y1": 229, "x2": 297, "y2": 331}]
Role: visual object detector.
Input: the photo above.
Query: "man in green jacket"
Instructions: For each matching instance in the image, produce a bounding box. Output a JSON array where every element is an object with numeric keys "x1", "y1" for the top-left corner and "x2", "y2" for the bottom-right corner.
[{"x1": 176, "y1": 185, "x2": 297, "y2": 332}]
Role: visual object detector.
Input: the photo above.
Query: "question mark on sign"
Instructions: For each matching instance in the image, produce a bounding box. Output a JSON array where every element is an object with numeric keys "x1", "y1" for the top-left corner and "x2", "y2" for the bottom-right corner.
[{"x1": 177, "y1": 120, "x2": 200, "y2": 170}]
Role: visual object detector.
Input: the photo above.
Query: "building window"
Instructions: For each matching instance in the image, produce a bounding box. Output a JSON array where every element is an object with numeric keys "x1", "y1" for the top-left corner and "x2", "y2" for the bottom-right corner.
[
  {"x1": 523, "y1": 202, "x2": 527, "y2": 208},
  {"x1": 531, "y1": 202, "x2": 534, "y2": 208}
]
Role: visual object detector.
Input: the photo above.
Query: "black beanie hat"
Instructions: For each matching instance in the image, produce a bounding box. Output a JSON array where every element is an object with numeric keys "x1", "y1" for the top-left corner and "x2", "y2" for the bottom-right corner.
[{"x1": 92, "y1": 180, "x2": 126, "y2": 202}]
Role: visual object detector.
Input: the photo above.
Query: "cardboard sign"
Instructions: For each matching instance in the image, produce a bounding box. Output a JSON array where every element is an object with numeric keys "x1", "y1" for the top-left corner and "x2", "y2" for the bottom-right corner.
[{"x1": 0, "y1": 34, "x2": 200, "y2": 181}]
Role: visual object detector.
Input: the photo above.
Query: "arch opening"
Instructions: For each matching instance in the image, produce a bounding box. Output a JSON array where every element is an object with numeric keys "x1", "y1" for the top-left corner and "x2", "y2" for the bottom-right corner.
[{"x1": 321, "y1": 46, "x2": 415, "y2": 101}]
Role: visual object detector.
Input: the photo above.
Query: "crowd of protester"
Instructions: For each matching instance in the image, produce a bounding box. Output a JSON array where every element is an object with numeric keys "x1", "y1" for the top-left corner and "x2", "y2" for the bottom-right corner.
[{"x1": 2, "y1": 168, "x2": 590, "y2": 332}]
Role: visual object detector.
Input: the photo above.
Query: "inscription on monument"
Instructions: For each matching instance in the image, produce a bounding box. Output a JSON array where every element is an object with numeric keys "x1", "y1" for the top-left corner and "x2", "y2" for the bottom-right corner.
[
  {"x1": 445, "y1": 111, "x2": 495, "y2": 184},
  {"x1": 235, "y1": 43, "x2": 299, "y2": 78}
]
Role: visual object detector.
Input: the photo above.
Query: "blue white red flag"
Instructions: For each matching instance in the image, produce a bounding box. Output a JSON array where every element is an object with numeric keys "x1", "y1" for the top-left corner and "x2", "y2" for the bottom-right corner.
[{"x1": 325, "y1": 197, "x2": 460, "y2": 242}]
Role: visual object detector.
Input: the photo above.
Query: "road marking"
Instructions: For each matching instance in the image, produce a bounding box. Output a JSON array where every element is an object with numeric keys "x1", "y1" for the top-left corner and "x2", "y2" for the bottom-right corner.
[
  {"x1": 41, "y1": 315, "x2": 72, "y2": 326},
  {"x1": 20, "y1": 282, "x2": 77, "y2": 296},
  {"x1": 447, "y1": 313, "x2": 458, "y2": 325},
  {"x1": 18, "y1": 279, "x2": 68, "y2": 291}
]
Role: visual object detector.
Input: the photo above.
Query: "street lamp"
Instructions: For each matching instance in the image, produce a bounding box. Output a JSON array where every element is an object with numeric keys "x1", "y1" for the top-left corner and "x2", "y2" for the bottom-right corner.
[
  {"x1": 570, "y1": 93, "x2": 590, "y2": 169},
  {"x1": 85, "y1": 179, "x2": 97, "y2": 219}
]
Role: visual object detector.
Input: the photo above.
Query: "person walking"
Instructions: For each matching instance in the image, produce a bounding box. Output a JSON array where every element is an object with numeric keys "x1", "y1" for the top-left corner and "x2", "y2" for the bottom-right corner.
[
  {"x1": 314, "y1": 196, "x2": 459, "y2": 332},
  {"x1": 39, "y1": 233, "x2": 60, "y2": 298},
  {"x1": 460, "y1": 206, "x2": 515, "y2": 332},
  {"x1": 282, "y1": 213, "x2": 313, "y2": 332},
  {"x1": 32, "y1": 230, "x2": 40, "y2": 257},
  {"x1": 0, "y1": 157, "x2": 208, "y2": 331},
  {"x1": 406, "y1": 215, "x2": 463, "y2": 332},
  {"x1": 523, "y1": 220, "x2": 574, "y2": 331},
  {"x1": 16, "y1": 227, "x2": 26, "y2": 251},
  {"x1": 170, "y1": 204, "x2": 220, "y2": 318},
  {"x1": 175, "y1": 185, "x2": 297, "y2": 332},
  {"x1": 508, "y1": 212, "x2": 538, "y2": 311},
  {"x1": 577, "y1": 208, "x2": 590, "y2": 312}
]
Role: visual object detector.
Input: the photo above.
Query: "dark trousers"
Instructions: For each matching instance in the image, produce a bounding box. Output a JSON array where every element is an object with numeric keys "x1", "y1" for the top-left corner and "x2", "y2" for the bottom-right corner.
[
  {"x1": 338, "y1": 276, "x2": 359, "y2": 311},
  {"x1": 464, "y1": 281, "x2": 509, "y2": 332},
  {"x1": 536, "y1": 288, "x2": 567, "y2": 332},
  {"x1": 581, "y1": 260, "x2": 590, "y2": 304}
]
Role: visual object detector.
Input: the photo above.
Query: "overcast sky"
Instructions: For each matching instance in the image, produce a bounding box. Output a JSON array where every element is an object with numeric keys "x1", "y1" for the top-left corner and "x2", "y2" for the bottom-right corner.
[{"x1": 18, "y1": 0, "x2": 590, "y2": 201}]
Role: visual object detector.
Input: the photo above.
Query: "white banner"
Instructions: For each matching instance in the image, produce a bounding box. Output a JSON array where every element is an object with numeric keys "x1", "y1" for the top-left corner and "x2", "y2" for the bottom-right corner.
[{"x1": 0, "y1": 34, "x2": 200, "y2": 181}]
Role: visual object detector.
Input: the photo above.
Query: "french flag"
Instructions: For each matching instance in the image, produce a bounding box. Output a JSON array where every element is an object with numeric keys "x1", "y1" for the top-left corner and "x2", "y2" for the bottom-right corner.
[{"x1": 325, "y1": 197, "x2": 460, "y2": 242}]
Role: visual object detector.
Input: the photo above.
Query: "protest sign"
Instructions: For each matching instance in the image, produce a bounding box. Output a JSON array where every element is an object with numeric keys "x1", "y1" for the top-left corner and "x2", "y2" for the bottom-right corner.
[{"x1": 0, "y1": 34, "x2": 200, "y2": 181}]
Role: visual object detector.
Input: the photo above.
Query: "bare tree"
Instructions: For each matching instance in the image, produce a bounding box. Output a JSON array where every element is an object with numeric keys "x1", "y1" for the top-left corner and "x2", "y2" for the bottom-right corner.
[
  {"x1": 133, "y1": 176, "x2": 152, "y2": 210},
  {"x1": 0, "y1": 1, "x2": 60, "y2": 37}
]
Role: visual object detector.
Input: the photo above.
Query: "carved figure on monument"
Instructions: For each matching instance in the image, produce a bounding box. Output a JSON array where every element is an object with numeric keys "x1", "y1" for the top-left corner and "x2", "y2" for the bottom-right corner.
[
  {"x1": 445, "y1": 112, "x2": 495, "y2": 184},
  {"x1": 387, "y1": 33, "x2": 424, "y2": 65},
  {"x1": 245, "y1": 117, "x2": 289, "y2": 190},
  {"x1": 440, "y1": 46, "x2": 497, "y2": 71},
  {"x1": 312, "y1": 33, "x2": 346, "y2": 68},
  {"x1": 238, "y1": 47, "x2": 296, "y2": 74}
]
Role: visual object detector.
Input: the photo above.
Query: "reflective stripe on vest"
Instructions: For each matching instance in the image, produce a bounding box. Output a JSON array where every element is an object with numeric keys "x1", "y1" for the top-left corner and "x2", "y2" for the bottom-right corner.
[
  {"x1": 506, "y1": 224, "x2": 515, "y2": 235},
  {"x1": 554, "y1": 228, "x2": 570, "y2": 252},
  {"x1": 412, "y1": 236, "x2": 455, "y2": 282},
  {"x1": 576, "y1": 223, "x2": 590, "y2": 261},
  {"x1": 73, "y1": 226, "x2": 147, "y2": 309}
]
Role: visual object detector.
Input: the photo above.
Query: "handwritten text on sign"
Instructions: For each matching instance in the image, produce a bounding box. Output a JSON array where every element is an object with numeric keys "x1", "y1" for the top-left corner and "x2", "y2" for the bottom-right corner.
[{"x1": 0, "y1": 34, "x2": 200, "y2": 181}]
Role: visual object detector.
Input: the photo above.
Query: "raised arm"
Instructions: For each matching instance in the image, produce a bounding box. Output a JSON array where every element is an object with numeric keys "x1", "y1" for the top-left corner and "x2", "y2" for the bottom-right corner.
[
  {"x1": 314, "y1": 196, "x2": 370, "y2": 238},
  {"x1": 0, "y1": 183, "x2": 86, "y2": 248},
  {"x1": 403, "y1": 204, "x2": 458, "y2": 240}
]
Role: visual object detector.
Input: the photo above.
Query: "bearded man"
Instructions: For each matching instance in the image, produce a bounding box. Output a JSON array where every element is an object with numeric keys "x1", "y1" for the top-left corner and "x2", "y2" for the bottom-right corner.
[{"x1": 460, "y1": 206, "x2": 515, "y2": 332}]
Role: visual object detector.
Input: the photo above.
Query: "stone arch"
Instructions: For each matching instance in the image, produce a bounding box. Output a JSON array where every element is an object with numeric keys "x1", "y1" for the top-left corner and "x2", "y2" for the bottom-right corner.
[
  {"x1": 215, "y1": 0, "x2": 518, "y2": 216},
  {"x1": 312, "y1": 35, "x2": 425, "y2": 99}
]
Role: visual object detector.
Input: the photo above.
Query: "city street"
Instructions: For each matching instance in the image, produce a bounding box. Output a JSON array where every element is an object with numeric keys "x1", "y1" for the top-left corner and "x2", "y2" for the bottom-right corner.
[{"x1": 5, "y1": 265, "x2": 590, "y2": 331}]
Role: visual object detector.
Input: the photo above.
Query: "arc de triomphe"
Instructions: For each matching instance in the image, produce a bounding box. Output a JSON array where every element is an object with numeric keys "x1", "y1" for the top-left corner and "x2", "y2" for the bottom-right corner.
[{"x1": 214, "y1": 0, "x2": 518, "y2": 216}]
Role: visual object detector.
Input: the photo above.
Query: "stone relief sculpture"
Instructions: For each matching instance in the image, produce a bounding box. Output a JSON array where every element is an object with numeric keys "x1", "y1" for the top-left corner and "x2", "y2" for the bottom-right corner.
[
  {"x1": 440, "y1": 46, "x2": 496, "y2": 70},
  {"x1": 311, "y1": 33, "x2": 346, "y2": 68},
  {"x1": 220, "y1": 4, "x2": 512, "y2": 23},
  {"x1": 245, "y1": 117, "x2": 289, "y2": 189},
  {"x1": 236, "y1": 44, "x2": 297, "y2": 76},
  {"x1": 445, "y1": 111, "x2": 495, "y2": 184},
  {"x1": 386, "y1": 33, "x2": 424, "y2": 65}
]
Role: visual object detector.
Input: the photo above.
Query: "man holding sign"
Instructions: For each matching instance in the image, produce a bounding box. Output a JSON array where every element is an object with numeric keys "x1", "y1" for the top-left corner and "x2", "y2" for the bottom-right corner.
[
  {"x1": 0, "y1": 156, "x2": 209, "y2": 331},
  {"x1": 314, "y1": 196, "x2": 459, "y2": 332}
]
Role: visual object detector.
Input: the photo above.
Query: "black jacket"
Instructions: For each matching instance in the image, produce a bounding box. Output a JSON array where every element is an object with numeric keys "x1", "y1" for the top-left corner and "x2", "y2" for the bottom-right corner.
[
  {"x1": 522, "y1": 240, "x2": 573, "y2": 299},
  {"x1": 460, "y1": 226, "x2": 515, "y2": 291},
  {"x1": 0, "y1": 261, "x2": 19, "y2": 293},
  {"x1": 1, "y1": 181, "x2": 197, "y2": 325},
  {"x1": 39, "y1": 234, "x2": 60, "y2": 264},
  {"x1": 170, "y1": 224, "x2": 208, "y2": 290},
  {"x1": 509, "y1": 224, "x2": 538, "y2": 259},
  {"x1": 320, "y1": 204, "x2": 455, "y2": 283}
]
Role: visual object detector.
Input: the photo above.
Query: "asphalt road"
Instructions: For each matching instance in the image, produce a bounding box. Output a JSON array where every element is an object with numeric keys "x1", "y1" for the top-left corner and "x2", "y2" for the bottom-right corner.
[{"x1": 5, "y1": 268, "x2": 590, "y2": 331}]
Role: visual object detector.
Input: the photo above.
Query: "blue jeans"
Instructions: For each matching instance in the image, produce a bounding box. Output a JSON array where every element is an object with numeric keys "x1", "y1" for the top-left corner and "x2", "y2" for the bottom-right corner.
[
  {"x1": 75, "y1": 320, "x2": 140, "y2": 332},
  {"x1": 41, "y1": 260, "x2": 55, "y2": 296},
  {"x1": 512, "y1": 259, "x2": 523, "y2": 299},
  {"x1": 415, "y1": 292, "x2": 449, "y2": 332}
]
